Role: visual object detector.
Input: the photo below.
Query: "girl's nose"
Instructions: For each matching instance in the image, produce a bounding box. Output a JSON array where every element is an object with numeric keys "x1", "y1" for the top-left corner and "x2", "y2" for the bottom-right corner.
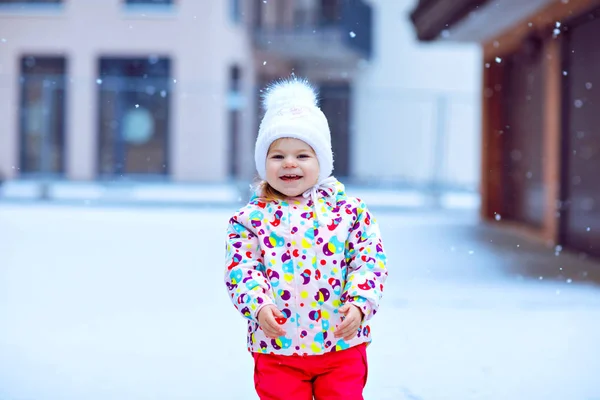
[{"x1": 283, "y1": 157, "x2": 297, "y2": 168}]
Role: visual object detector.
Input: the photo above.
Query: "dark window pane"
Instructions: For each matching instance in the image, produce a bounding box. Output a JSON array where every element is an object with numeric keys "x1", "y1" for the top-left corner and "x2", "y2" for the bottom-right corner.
[
  {"x1": 229, "y1": 66, "x2": 242, "y2": 177},
  {"x1": 320, "y1": 0, "x2": 340, "y2": 25},
  {"x1": 98, "y1": 57, "x2": 170, "y2": 176},
  {"x1": 501, "y1": 45, "x2": 545, "y2": 227},
  {"x1": 230, "y1": 0, "x2": 241, "y2": 23},
  {"x1": 230, "y1": 65, "x2": 241, "y2": 91},
  {"x1": 319, "y1": 83, "x2": 350, "y2": 177},
  {"x1": 563, "y1": 14, "x2": 600, "y2": 257},
  {"x1": 19, "y1": 56, "x2": 66, "y2": 174},
  {"x1": 253, "y1": 0, "x2": 263, "y2": 28},
  {"x1": 0, "y1": 0, "x2": 61, "y2": 3},
  {"x1": 124, "y1": 0, "x2": 173, "y2": 4}
]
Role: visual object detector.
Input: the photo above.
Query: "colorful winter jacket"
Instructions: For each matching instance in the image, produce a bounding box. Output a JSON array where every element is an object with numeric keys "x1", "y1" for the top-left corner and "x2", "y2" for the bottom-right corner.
[{"x1": 224, "y1": 179, "x2": 388, "y2": 356}]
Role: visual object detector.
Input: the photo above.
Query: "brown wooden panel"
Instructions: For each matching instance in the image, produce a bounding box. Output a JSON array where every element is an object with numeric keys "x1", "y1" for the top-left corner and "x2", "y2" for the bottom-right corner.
[
  {"x1": 542, "y1": 37, "x2": 563, "y2": 243},
  {"x1": 483, "y1": 0, "x2": 600, "y2": 61},
  {"x1": 501, "y1": 40, "x2": 545, "y2": 227},
  {"x1": 481, "y1": 61, "x2": 506, "y2": 220},
  {"x1": 563, "y1": 10, "x2": 600, "y2": 257}
]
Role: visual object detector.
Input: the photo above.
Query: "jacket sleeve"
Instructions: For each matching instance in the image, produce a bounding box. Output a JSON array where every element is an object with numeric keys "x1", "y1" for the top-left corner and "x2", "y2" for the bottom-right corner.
[
  {"x1": 224, "y1": 215, "x2": 275, "y2": 322},
  {"x1": 342, "y1": 200, "x2": 388, "y2": 322}
]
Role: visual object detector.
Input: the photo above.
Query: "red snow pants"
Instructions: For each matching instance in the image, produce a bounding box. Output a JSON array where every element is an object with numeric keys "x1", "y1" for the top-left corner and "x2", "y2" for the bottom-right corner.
[{"x1": 252, "y1": 343, "x2": 368, "y2": 400}]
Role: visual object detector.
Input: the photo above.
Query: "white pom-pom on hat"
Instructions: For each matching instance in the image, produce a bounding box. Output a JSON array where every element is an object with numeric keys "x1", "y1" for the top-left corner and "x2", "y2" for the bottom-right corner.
[
  {"x1": 262, "y1": 76, "x2": 319, "y2": 111},
  {"x1": 255, "y1": 76, "x2": 333, "y2": 184}
]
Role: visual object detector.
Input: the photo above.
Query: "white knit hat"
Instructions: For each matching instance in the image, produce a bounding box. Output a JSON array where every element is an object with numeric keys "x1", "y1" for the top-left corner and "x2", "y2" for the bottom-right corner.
[{"x1": 255, "y1": 77, "x2": 333, "y2": 183}]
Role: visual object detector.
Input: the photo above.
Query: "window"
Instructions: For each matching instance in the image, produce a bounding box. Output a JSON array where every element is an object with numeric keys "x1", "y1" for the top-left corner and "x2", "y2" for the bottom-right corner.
[
  {"x1": 253, "y1": 0, "x2": 263, "y2": 28},
  {"x1": 19, "y1": 56, "x2": 66, "y2": 175},
  {"x1": 0, "y1": 0, "x2": 63, "y2": 15},
  {"x1": 230, "y1": 0, "x2": 241, "y2": 23},
  {"x1": 97, "y1": 57, "x2": 170, "y2": 177},
  {"x1": 0, "y1": 0, "x2": 61, "y2": 3},
  {"x1": 319, "y1": 83, "x2": 351, "y2": 177},
  {"x1": 320, "y1": 0, "x2": 341, "y2": 26},
  {"x1": 124, "y1": 0, "x2": 172, "y2": 4},
  {"x1": 228, "y1": 66, "x2": 242, "y2": 178}
]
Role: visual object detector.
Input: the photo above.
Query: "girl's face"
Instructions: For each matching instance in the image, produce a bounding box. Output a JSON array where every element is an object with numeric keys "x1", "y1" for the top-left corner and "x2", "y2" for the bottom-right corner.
[{"x1": 266, "y1": 138, "x2": 320, "y2": 198}]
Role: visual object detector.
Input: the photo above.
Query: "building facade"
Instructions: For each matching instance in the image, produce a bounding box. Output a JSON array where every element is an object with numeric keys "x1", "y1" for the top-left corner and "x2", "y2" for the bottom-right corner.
[
  {"x1": 410, "y1": 0, "x2": 600, "y2": 257},
  {"x1": 0, "y1": 0, "x2": 372, "y2": 183},
  {"x1": 0, "y1": 0, "x2": 257, "y2": 183},
  {"x1": 1, "y1": 0, "x2": 480, "y2": 193}
]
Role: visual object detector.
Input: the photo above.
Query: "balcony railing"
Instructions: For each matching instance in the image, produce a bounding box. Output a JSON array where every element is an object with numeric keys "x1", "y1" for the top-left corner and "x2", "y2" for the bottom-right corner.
[{"x1": 253, "y1": 0, "x2": 372, "y2": 63}]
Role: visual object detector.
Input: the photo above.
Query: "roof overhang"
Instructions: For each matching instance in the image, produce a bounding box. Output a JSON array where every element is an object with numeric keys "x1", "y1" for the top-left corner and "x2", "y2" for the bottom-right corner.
[
  {"x1": 409, "y1": 0, "x2": 491, "y2": 41},
  {"x1": 410, "y1": 0, "x2": 562, "y2": 43},
  {"x1": 411, "y1": 0, "x2": 600, "y2": 61}
]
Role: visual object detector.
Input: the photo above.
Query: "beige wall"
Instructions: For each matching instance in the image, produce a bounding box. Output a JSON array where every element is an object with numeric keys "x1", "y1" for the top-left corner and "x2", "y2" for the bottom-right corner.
[{"x1": 0, "y1": 0, "x2": 255, "y2": 182}]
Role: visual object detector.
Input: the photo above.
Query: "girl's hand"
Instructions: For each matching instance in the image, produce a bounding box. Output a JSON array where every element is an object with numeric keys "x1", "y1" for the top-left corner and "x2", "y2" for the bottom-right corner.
[
  {"x1": 257, "y1": 305, "x2": 287, "y2": 339},
  {"x1": 334, "y1": 304, "x2": 364, "y2": 341}
]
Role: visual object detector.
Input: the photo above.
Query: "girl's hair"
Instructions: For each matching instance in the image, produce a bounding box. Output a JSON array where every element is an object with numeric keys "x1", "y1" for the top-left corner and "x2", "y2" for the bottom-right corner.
[
  {"x1": 255, "y1": 180, "x2": 288, "y2": 202},
  {"x1": 253, "y1": 138, "x2": 298, "y2": 202}
]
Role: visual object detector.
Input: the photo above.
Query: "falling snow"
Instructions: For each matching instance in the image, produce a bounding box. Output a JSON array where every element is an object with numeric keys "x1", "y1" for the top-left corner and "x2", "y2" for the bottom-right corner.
[
  {"x1": 495, "y1": 57, "x2": 502, "y2": 63},
  {"x1": 553, "y1": 28, "x2": 561, "y2": 38},
  {"x1": 349, "y1": 31, "x2": 356, "y2": 38},
  {"x1": 555, "y1": 245, "x2": 563, "y2": 257}
]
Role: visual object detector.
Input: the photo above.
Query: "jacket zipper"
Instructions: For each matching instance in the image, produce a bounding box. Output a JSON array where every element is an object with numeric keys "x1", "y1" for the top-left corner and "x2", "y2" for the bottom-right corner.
[{"x1": 288, "y1": 201, "x2": 303, "y2": 353}]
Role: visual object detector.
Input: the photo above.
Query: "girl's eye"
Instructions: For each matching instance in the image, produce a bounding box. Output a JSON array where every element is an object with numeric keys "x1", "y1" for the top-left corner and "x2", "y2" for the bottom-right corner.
[
  {"x1": 298, "y1": 154, "x2": 310, "y2": 159},
  {"x1": 271, "y1": 155, "x2": 284, "y2": 159}
]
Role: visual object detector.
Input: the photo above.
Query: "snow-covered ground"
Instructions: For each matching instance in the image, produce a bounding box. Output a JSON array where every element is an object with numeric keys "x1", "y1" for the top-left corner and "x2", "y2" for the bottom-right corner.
[{"x1": 1, "y1": 204, "x2": 599, "y2": 400}]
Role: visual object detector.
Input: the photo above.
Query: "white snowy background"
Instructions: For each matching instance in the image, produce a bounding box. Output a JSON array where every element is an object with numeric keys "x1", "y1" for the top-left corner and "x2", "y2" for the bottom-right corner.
[{"x1": 1, "y1": 204, "x2": 599, "y2": 400}]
